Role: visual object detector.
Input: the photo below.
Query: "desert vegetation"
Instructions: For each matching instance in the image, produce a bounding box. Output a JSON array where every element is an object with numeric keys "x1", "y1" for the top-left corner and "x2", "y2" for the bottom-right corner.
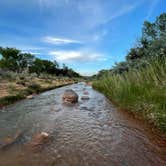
[
  {"x1": 93, "y1": 13, "x2": 166, "y2": 133},
  {"x1": 0, "y1": 48, "x2": 81, "y2": 106}
]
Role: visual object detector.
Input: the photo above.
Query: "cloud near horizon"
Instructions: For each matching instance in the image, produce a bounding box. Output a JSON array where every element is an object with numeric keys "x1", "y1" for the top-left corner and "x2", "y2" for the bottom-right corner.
[
  {"x1": 42, "y1": 36, "x2": 82, "y2": 45},
  {"x1": 49, "y1": 50, "x2": 107, "y2": 63}
]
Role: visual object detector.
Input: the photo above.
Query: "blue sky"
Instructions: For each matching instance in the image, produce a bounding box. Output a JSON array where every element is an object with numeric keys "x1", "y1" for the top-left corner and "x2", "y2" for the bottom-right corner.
[{"x1": 0, "y1": 0, "x2": 165, "y2": 75}]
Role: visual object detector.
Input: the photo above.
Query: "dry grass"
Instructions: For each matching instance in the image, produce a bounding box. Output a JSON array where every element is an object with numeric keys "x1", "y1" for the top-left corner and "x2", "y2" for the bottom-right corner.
[{"x1": 0, "y1": 74, "x2": 76, "y2": 106}]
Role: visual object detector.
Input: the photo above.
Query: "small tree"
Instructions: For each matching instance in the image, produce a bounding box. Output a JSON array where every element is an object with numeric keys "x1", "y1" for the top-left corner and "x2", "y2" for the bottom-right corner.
[{"x1": 0, "y1": 47, "x2": 20, "y2": 72}]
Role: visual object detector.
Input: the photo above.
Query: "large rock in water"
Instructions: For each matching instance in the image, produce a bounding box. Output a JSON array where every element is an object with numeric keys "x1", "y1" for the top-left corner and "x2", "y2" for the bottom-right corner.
[{"x1": 62, "y1": 89, "x2": 78, "y2": 104}]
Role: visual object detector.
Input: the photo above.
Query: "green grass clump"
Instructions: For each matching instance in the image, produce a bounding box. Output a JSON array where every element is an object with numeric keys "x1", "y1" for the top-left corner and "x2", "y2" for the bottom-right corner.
[
  {"x1": 93, "y1": 57, "x2": 166, "y2": 133},
  {"x1": 0, "y1": 94, "x2": 25, "y2": 106},
  {"x1": 27, "y1": 83, "x2": 42, "y2": 93}
]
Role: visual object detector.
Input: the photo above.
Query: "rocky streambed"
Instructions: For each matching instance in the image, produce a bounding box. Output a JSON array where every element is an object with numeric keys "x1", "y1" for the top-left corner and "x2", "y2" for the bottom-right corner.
[{"x1": 0, "y1": 82, "x2": 166, "y2": 166}]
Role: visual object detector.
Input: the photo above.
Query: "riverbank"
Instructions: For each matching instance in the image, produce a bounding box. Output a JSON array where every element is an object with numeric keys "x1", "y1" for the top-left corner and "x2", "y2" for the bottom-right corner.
[
  {"x1": 0, "y1": 74, "x2": 78, "y2": 107},
  {"x1": 93, "y1": 57, "x2": 166, "y2": 134}
]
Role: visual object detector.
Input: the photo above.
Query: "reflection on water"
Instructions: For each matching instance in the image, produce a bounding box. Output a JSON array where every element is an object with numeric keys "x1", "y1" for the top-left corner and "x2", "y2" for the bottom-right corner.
[{"x1": 0, "y1": 83, "x2": 166, "y2": 166}]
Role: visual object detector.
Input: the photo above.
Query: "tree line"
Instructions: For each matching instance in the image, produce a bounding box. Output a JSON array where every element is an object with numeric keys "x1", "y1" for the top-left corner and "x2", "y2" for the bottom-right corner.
[
  {"x1": 0, "y1": 47, "x2": 80, "y2": 78},
  {"x1": 95, "y1": 12, "x2": 166, "y2": 78}
]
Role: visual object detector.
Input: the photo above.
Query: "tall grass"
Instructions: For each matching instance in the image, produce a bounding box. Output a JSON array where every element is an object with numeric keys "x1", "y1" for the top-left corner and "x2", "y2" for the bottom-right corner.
[{"x1": 93, "y1": 57, "x2": 166, "y2": 133}]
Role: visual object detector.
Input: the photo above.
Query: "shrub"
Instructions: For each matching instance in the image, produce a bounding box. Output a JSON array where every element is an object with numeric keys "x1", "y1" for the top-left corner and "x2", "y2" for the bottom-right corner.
[
  {"x1": 0, "y1": 70, "x2": 17, "y2": 81},
  {"x1": 16, "y1": 80, "x2": 26, "y2": 86},
  {"x1": 19, "y1": 76, "x2": 25, "y2": 80},
  {"x1": 8, "y1": 84, "x2": 17, "y2": 94},
  {"x1": 27, "y1": 83, "x2": 42, "y2": 93}
]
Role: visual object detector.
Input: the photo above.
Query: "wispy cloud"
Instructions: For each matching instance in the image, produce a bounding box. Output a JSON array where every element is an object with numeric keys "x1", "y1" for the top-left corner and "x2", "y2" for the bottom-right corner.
[
  {"x1": 42, "y1": 36, "x2": 82, "y2": 45},
  {"x1": 146, "y1": 0, "x2": 160, "y2": 19},
  {"x1": 49, "y1": 50, "x2": 106, "y2": 62},
  {"x1": 105, "y1": 4, "x2": 137, "y2": 23},
  {"x1": 77, "y1": 1, "x2": 141, "y2": 29}
]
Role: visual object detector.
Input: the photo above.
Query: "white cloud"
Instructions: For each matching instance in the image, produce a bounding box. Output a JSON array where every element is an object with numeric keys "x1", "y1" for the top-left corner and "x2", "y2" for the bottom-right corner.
[
  {"x1": 79, "y1": 71, "x2": 98, "y2": 76},
  {"x1": 49, "y1": 50, "x2": 106, "y2": 62},
  {"x1": 42, "y1": 36, "x2": 82, "y2": 45}
]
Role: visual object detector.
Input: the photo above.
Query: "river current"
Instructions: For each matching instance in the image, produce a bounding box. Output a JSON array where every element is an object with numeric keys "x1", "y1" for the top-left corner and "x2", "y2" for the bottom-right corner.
[{"x1": 0, "y1": 83, "x2": 166, "y2": 166}]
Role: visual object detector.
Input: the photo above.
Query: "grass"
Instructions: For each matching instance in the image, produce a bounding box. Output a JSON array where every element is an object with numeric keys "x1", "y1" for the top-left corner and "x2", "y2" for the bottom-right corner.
[
  {"x1": 93, "y1": 57, "x2": 166, "y2": 133},
  {"x1": 0, "y1": 73, "x2": 79, "y2": 107},
  {"x1": 0, "y1": 94, "x2": 25, "y2": 106}
]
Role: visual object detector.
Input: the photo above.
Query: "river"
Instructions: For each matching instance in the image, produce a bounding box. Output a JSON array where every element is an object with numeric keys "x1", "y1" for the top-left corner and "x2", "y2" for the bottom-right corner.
[{"x1": 0, "y1": 83, "x2": 166, "y2": 166}]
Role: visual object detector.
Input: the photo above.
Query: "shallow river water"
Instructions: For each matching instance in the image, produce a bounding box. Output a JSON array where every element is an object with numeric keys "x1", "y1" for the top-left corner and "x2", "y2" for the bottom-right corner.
[{"x1": 0, "y1": 83, "x2": 166, "y2": 166}]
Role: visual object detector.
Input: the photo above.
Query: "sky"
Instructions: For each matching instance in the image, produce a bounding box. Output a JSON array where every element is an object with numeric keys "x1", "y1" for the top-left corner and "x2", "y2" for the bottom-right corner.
[{"x1": 0, "y1": 0, "x2": 165, "y2": 76}]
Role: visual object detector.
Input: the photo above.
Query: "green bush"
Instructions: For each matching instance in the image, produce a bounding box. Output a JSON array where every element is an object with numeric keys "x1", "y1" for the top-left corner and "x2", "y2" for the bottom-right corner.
[
  {"x1": 16, "y1": 80, "x2": 26, "y2": 86},
  {"x1": 93, "y1": 57, "x2": 166, "y2": 133},
  {"x1": 19, "y1": 76, "x2": 25, "y2": 80},
  {"x1": 27, "y1": 83, "x2": 42, "y2": 93}
]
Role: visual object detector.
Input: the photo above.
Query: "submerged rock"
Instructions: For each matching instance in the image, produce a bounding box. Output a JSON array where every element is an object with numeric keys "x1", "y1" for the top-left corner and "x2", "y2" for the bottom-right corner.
[
  {"x1": 81, "y1": 96, "x2": 90, "y2": 100},
  {"x1": 29, "y1": 132, "x2": 49, "y2": 146},
  {"x1": 83, "y1": 91, "x2": 89, "y2": 95},
  {"x1": 62, "y1": 89, "x2": 78, "y2": 104},
  {"x1": 86, "y1": 82, "x2": 92, "y2": 86},
  {"x1": 27, "y1": 132, "x2": 50, "y2": 152}
]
